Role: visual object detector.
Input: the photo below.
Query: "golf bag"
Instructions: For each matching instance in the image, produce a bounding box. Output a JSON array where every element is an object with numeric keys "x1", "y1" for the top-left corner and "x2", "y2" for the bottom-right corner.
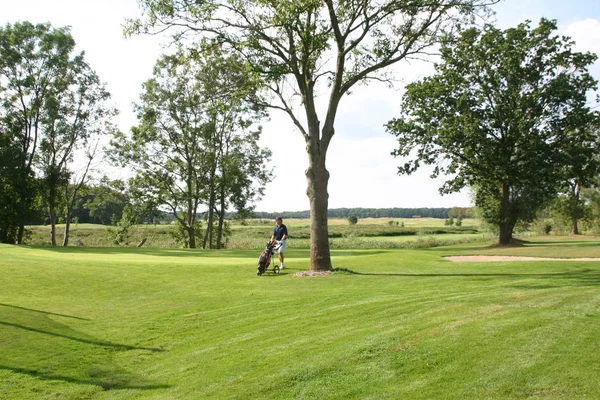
[{"x1": 256, "y1": 241, "x2": 281, "y2": 275}]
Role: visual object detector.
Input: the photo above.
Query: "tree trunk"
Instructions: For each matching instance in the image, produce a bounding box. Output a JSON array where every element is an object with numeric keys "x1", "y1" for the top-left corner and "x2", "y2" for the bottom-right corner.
[
  {"x1": 216, "y1": 187, "x2": 226, "y2": 249},
  {"x1": 499, "y1": 222, "x2": 513, "y2": 245},
  {"x1": 188, "y1": 225, "x2": 196, "y2": 248},
  {"x1": 203, "y1": 182, "x2": 216, "y2": 249},
  {"x1": 306, "y1": 142, "x2": 332, "y2": 271},
  {"x1": 571, "y1": 216, "x2": 580, "y2": 235},
  {"x1": 571, "y1": 181, "x2": 581, "y2": 235},
  {"x1": 49, "y1": 203, "x2": 57, "y2": 246},
  {"x1": 62, "y1": 212, "x2": 71, "y2": 246},
  {"x1": 498, "y1": 182, "x2": 512, "y2": 245},
  {"x1": 17, "y1": 225, "x2": 25, "y2": 245},
  {"x1": 187, "y1": 202, "x2": 197, "y2": 249}
]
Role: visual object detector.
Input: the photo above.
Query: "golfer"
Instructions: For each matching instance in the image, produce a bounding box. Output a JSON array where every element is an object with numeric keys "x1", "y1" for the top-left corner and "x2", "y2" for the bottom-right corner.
[{"x1": 270, "y1": 216, "x2": 288, "y2": 269}]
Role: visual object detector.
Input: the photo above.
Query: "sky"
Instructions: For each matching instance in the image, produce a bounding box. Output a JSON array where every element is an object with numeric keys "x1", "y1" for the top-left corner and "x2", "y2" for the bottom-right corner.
[{"x1": 2, "y1": 0, "x2": 599, "y2": 213}]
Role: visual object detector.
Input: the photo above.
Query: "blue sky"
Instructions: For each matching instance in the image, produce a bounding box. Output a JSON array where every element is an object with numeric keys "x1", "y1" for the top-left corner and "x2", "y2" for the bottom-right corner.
[{"x1": 2, "y1": 0, "x2": 599, "y2": 212}]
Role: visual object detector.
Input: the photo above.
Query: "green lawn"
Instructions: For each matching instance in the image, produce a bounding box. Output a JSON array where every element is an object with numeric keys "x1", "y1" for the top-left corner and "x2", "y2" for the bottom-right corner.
[{"x1": 1, "y1": 241, "x2": 599, "y2": 399}]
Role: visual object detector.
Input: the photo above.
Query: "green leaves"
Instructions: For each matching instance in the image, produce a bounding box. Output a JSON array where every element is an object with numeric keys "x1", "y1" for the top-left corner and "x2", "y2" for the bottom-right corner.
[
  {"x1": 111, "y1": 45, "x2": 271, "y2": 247},
  {"x1": 0, "y1": 21, "x2": 115, "y2": 244},
  {"x1": 387, "y1": 19, "x2": 599, "y2": 243}
]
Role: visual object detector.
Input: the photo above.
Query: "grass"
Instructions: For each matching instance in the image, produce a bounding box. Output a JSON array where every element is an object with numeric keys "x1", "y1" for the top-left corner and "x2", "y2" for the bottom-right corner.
[
  {"x1": 25, "y1": 218, "x2": 487, "y2": 249},
  {"x1": 1, "y1": 239, "x2": 600, "y2": 399}
]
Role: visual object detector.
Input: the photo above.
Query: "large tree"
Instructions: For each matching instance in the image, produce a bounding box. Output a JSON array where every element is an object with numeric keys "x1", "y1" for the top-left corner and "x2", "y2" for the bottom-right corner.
[
  {"x1": 0, "y1": 127, "x2": 36, "y2": 243},
  {"x1": 387, "y1": 19, "x2": 599, "y2": 244},
  {"x1": 0, "y1": 22, "x2": 63, "y2": 243},
  {"x1": 127, "y1": 0, "x2": 498, "y2": 269},
  {"x1": 0, "y1": 21, "x2": 115, "y2": 245}
]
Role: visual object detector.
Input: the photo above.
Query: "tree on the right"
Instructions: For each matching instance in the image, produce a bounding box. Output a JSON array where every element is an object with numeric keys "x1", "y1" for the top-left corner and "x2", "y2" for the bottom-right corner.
[{"x1": 387, "y1": 19, "x2": 600, "y2": 245}]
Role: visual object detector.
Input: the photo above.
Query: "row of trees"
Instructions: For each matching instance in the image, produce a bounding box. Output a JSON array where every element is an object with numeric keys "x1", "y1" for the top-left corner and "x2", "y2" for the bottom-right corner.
[
  {"x1": 110, "y1": 46, "x2": 271, "y2": 249},
  {"x1": 129, "y1": 1, "x2": 599, "y2": 268},
  {"x1": 129, "y1": 0, "x2": 502, "y2": 270},
  {"x1": 252, "y1": 207, "x2": 473, "y2": 219},
  {"x1": 4, "y1": 2, "x2": 599, "y2": 270},
  {"x1": 0, "y1": 22, "x2": 115, "y2": 245},
  {"x1": 0, "y1": 22, "x2": 271, "y2": 248}
]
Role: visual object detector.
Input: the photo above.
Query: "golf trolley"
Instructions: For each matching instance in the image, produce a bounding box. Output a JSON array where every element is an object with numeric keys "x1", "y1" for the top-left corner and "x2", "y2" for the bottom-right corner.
[{"x1": 256, "y1": 240, "x2": 282, "y2": 276}]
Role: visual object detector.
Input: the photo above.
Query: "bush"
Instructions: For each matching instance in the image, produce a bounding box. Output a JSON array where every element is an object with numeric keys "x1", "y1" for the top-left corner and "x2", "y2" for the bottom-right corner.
[{"x1": 348, "y1": 216, "x2": 358, "y2": 225}]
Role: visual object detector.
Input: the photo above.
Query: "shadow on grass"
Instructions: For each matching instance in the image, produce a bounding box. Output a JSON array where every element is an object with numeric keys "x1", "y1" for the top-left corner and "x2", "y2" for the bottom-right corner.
[
  {"x1": 1, "y1": 306, "x2": 169, "y2": 394},
  {"x1": 24, "y1": 246, "x2": 385, "y2": 259},
  {"x1": 28, "y1": 245, "x2": 258, "y2": 259},
  {"x1": 0, "y1": 321, "x2": 163, "y2": 352},
  {"x1": 0, "y1": 365, "x2": 171, "y2": 390},
  {"x1": 0, "y1": 303, "x2": 90, "y2": 320},
  {"x1": 332, "y1": 268, "x2": 600, "y2": 287},
  {"x1": 426, "y1": 239, "x2": 600, "y2": 254}
]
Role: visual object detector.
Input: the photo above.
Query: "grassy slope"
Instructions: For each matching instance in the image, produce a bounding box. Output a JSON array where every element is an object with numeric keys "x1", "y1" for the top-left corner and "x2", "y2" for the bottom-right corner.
[{"x1": 1, "y1": 241, "x2": 599, "y2": 399}]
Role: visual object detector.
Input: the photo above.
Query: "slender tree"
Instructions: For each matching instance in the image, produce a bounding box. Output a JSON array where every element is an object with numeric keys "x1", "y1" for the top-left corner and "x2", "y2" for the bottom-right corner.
[
  {"x1": 61, "y1": 139, "x2": 102, "y2": 246},
  {"x1": 127, "y1": 0, "x2": 498, "y2": 269},
  {"x1": 387, "y1": 19, "x2": 599, "y2": 244}
]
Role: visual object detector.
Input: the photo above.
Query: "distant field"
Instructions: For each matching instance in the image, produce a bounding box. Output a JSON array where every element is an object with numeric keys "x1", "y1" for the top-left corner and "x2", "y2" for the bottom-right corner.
[
  {"x1": 239, "y1": 217, "x2": 481, "y2": 228},
  {"x1": 25, "y1": 218, "x2": 486, "y2": 249},
  {"x1": 1, "y1": 239, "x2": 600, "y2": 399}
]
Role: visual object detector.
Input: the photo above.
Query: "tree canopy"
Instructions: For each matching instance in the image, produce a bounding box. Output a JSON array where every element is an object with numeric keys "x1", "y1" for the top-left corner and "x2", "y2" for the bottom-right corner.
[
  {"x1": 128, "y1": 0, "x2": 499, "y2": 269},
  {"x1": 0, "y1": 21, "x2": 114, "y2": 244},
  {"x1": 111, "y1": 46, "x2": 270, "y2": 248},
  {"x1": 387, "y1": 19, "x2": 600, "y2": 244}
]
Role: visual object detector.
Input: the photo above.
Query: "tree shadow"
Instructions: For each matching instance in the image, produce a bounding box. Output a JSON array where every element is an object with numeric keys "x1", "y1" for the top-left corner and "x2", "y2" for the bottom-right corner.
[
  {"x1": 0, "y1": 303, "x2": 90, "y2": 320},
  {"x1": 332, "y1": 268, "x2": 600, "y2": 287},
  {"x1": 29, "y1": 245, "x2": 259, "y2": 259},
  {"x1": 1, "y1": 303, "x2": 168, "y2": 395},
  {"x1": 0, "y1": 365, "x2": 171, "y2": 390},
  {"x1": 0, "y1": 321, "x2": 163, "y2": 352},
  {"x1": 28, "y1": 245, "x2": 386, "y2": 260}
]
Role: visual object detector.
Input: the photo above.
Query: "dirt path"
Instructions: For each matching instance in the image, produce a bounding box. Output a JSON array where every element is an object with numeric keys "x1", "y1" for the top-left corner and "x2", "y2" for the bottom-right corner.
[{"x1": 445, "y1": 256, "x2": 600, "y2": 262}]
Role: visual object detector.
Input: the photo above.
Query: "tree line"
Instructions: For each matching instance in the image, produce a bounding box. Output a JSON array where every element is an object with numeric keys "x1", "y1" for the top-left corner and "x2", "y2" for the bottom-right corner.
[
  {"x1": 3, "y1": 2, "x2": 600, "y2": 268},
  {"x1": 130, "y1": 0, "x2": 599, "y2": 270},
  {"x1": 0, "y1": 22, "x2": 269, "y2": 248},
  {"x1": 250, "y1": 207, "x2": 472, "y2": 220}
]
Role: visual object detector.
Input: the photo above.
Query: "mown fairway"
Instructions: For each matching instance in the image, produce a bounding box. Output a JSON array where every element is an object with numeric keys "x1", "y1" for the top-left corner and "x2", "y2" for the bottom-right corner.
[{"x1": 1, "y1": 240, "x2": 600, "y2": 399}]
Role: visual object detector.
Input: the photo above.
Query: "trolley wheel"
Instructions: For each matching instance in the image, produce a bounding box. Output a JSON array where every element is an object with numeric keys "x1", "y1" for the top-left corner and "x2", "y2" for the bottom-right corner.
[
  {"x1": 257, "y1": 270, "x2": 262, "y2": 276},
  {"x1": 274, "y1": 265, "x2": 280, "y2": 274}
]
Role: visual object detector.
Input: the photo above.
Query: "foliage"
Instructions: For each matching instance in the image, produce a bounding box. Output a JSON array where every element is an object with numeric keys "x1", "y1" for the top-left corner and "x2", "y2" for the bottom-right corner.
[
  {"x1": 0, "y1": 21, "x2": 115, "y2": 245},
  {"x1": 83, "y1": 177, "x2": 129, "y2": 225},
  {"x1": 251, "y1": 207, "x2": 474, "y2": 219},
  {"x1": 128, "y1": 0, "x2": 498, "y2": 271},
  {"x1": 348, "y1": 215, "x2": 358, "y2": 225},
  {"x1": 107, "y1": 204, "x2": 141, "y2": 246},
  {"x1": 388, "y1": 19, "x2": 599, "y2": 244},
  {"x1": 0, "y1": 130, "x2": 37, "y2": 242},
  {"x1": 111, "y1": 46, "x2": 268, "y2": 249}
]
